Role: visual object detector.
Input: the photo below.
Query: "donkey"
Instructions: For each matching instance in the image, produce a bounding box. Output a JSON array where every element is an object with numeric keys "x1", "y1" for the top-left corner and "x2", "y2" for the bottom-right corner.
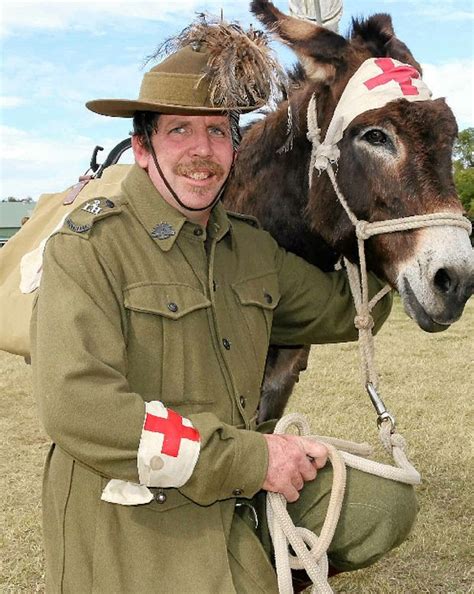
[{"x1": 224, "y1": 0, "x2": 474, "y2": 422}]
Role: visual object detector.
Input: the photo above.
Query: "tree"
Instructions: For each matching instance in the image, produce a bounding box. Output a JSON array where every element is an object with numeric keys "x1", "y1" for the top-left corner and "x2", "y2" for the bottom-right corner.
[
  {"x1": 1, "y1": 196, "x2": 34, "y2": 203},
  {"x1": 453, "y1": 128, "x2": 474, "y2": 218},
  {"x1": 454, "y1": 168, "x2": 474, "y2": 218},
  {"x1": 453, "y1": 127, "x2": 474, "y2": 169}
]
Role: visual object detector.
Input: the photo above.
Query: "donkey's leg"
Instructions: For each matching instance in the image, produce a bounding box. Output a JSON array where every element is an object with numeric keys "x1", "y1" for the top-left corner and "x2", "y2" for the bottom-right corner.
[{"x1": 258, "y1": 345, "x2": 311, "y2": 423}]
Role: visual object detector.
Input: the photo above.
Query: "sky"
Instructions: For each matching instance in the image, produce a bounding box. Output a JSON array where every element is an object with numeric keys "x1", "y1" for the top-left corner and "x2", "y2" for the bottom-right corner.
[{"x1": 1, "y1": 0, "x2": 473, "y2": 201}]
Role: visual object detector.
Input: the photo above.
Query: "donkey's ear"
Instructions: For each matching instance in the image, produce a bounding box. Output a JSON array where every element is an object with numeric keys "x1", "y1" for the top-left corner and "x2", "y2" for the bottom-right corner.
[
  {"x1": 384, "y1": 37, "x2": 422, "y2": 74},
  {"x1": 351, "y1": 13, "x2": 422, "y2": 73},
  {"x1": 251, "y1": 0, "x2": 348, "y2": 83}
]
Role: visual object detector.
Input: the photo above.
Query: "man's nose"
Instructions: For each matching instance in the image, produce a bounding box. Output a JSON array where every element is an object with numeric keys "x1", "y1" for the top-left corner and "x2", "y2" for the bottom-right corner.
[{"x1": 189, "y1": 130, "x2": 213, "y2": 157}]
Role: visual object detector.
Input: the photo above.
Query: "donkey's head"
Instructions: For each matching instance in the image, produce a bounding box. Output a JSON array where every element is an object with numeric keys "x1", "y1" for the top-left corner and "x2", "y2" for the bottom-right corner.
[{"x1": 251, "y1": 0, "x2": 473, "y2": 332}]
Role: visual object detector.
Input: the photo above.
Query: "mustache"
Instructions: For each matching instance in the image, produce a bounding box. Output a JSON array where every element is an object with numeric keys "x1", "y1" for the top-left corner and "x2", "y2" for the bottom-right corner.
[{"x1": 174, "y1": 159, "x2": 225, "y2": 179}]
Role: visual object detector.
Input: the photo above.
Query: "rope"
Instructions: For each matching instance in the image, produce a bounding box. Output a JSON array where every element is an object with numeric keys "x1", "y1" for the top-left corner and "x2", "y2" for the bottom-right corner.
[
  {"x1": 267, "y1": 413, "x2": 421, "y2": 594},
  {"x1": 268, "y1": 415, "x2": 346, "y2": 594}
]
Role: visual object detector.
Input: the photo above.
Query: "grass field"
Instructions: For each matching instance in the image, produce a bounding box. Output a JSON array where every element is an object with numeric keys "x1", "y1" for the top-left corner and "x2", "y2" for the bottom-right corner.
[{"x1": 1, "y1": 296, "x2": 472, "y2": 593}]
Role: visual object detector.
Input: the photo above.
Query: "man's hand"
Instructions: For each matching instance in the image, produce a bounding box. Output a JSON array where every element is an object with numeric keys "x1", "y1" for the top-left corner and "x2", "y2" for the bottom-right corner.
[{"x1": 262, "y1": 434, "x2": 328, "y2": 502}]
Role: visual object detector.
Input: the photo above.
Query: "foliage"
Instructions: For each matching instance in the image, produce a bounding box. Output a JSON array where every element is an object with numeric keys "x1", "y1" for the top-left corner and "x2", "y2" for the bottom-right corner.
[
  {"x1": 454, "y1": 167, "x2": 474, "y2": 217},
  {"x1": 2, "y1": 196, "x2": 34, "y2": 203},
  {"x1": 453, "y1": 128, "x2": 474, "y2": 218},
  {"x1": 453, "y1": 127, "x2": 474, "y2": 168}
]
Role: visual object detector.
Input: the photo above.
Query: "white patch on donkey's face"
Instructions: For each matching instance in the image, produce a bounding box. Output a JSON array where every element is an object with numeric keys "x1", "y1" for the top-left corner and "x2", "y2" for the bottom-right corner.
[{"x1": 397, "y1": 226, "x2": 474, "y2": 332}]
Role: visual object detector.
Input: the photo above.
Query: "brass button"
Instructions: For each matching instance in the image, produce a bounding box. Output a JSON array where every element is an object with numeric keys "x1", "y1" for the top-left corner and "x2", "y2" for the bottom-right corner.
[
  {"x1": 194, "y1": 227, "x2": 203, "y2": 236},
  {"x1": 154, "y1": 489, "x2": 167, "y2": 504},
  {"x1": 222, "y1": 338, "x2": 231, "y2": 350},
  {"x1": 264, "y1": 292, "x2": 273, "y2": 304},
  {"x1": 239, "y1": 395, "x2": 246, "y2": 408},
  {"x1": 233, "y1": 488, "x2": 243, "y2": 497},
  {"x1": 168, "y1": 302, "x2": 178, "y2": 312}
]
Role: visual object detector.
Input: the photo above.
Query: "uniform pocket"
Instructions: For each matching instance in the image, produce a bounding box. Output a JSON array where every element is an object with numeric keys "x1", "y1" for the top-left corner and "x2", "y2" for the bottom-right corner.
[
  {"x1": 124, "y1": 282, "x2": 213, "y2": 406},
  {"x1": 232, "y1": 273, "x2": 280, "y2": 371},
  {"x1": 124, "y1": 282, "x2": 211, "y2": 318},
  {"x1": 232, "y1": 272, "x2": 280, "y2": 334}
]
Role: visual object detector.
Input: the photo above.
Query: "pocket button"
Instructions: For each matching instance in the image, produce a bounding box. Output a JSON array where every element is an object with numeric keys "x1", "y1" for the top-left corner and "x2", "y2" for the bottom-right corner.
[{"x1": 154, "y1": 489, "x2": 167, "y2": 504}]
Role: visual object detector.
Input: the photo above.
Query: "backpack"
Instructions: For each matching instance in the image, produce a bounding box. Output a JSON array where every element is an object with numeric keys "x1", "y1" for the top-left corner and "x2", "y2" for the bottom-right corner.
[{"x1": 0, "y1": 140, "x2": 131, "y2": 358}]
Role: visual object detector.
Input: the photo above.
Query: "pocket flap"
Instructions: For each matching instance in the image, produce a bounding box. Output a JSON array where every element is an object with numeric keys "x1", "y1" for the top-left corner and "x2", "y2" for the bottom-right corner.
[
  {"x1": 232, "y1": 273, "x2": 280, "y2": 310},
  {"x1": 124, "y1": 283, "x2": 211, "y2": 319}
]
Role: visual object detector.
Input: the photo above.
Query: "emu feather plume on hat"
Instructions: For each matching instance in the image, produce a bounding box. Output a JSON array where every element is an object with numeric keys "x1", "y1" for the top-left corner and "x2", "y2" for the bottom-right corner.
[{"x1": 86, "y1": 15, "x2": 287, "y2": 117}]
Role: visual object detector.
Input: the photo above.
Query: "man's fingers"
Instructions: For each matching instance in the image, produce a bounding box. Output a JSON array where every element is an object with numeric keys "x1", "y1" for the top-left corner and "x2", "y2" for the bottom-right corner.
[
  {"x1": 292, "y1": 474, "x2": 305, "y2": 492},
  {"x1": 262, "y1": 434, "x2": 328, "y2": 500},
  {"x1": 284, "y1": 485, "x2": 301, "y2": 503},
  {"x1": 303, "y1": 439, "x2": 328, "y2": 469},
  {"x1": 301, "y1": 462, "x2": 317, "y2": 482}
]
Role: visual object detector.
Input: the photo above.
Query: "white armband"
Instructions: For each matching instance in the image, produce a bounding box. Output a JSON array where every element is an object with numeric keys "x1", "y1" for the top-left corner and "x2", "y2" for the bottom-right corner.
[{"x1": 101, "y1": 401, "x2": 201, "y2": 506}]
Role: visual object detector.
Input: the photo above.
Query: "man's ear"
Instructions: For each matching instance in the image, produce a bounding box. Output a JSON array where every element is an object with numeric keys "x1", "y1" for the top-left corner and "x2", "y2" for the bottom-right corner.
[{"x1": 131, "y1": 135, "x2": 149, "y2": 169}]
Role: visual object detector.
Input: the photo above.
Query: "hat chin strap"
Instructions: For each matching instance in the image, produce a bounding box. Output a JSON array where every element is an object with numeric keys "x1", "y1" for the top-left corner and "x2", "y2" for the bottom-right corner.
[{"x1": 145, "y1": 129, "x2": 231, "y2": 213}]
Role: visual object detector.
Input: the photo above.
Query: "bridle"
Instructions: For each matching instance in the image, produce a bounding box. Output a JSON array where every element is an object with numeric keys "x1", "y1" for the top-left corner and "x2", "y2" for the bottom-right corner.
[
  {"x1": 264, "y1": 77, "x2": 472, "y2": 594},
  {"x1": 306, "y1": 89, "x2": 472, "y2": 406}
]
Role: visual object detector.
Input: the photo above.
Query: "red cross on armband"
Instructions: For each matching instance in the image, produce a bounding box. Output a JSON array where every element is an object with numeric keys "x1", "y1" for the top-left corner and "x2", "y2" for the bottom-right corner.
[
  {"x1": 144, "y1": 409, "x2": 200, "y2": 457},
  {"x1": 364, "y1": 57, "x2": 421, "y2": 96},
  {"x1": 138, "y1": 402, "x2": 201, "y2": 488}
]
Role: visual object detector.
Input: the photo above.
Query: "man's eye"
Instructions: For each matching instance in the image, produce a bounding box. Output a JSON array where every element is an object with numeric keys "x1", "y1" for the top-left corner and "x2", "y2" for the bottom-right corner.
[
  {"x1": 170, "y1": 126, "x2": 186, "y2": 134},
  {"x1": 209, "y1": 127, "x2": 227, "y2": 137}
]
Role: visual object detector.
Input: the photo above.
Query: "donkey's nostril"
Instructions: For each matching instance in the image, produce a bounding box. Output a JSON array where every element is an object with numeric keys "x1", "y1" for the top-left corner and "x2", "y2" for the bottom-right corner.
[{"x1": 434, "y1": 268, "x2": 454, "y2": 294}]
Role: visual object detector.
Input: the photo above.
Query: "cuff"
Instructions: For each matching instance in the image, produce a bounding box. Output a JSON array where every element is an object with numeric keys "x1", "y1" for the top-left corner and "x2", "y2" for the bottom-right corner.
[{"x1": 220, "y1": 429, "x2": 269, "y2": 499}]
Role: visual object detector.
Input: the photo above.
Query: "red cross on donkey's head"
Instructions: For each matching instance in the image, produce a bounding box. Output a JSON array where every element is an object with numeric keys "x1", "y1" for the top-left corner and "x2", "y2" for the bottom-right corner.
[{"x1": 364, "y1": 57, "x2": 421, "y2": 96}]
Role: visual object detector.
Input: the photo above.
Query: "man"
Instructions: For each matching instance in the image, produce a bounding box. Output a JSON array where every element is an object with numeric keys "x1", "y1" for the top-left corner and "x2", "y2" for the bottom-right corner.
[{"x1": 31, "y1": 19, "x2": 416, "y2": 593}]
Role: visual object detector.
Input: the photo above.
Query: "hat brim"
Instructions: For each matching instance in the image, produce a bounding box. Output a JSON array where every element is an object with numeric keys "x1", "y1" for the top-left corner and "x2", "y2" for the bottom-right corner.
[{"x1": 86, "y1": 99, "x2": 263, "y2": 117}]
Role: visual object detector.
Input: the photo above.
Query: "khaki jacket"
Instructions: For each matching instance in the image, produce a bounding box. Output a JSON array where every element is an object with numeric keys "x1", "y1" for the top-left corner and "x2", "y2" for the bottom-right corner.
[{"x1": 31, "y1": 164, "x2": 391, "y2": 593}]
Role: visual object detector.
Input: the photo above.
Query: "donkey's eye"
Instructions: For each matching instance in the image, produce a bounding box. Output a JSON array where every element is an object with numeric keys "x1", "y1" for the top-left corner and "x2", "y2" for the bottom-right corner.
[{"x1": 362, "y1": 129, "x2": 388, "y2": 145}]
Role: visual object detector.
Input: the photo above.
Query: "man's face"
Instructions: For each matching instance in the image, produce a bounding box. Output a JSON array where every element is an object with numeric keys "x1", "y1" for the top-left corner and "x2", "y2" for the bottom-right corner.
[{"x1": 133, "y1": 114, "x2": 234, "y2": 224}]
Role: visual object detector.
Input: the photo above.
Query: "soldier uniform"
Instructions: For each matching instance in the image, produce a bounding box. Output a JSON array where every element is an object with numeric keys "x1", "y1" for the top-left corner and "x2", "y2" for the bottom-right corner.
[
  {"x1": 31, "y1": 18, "x2": 417, "y2": 594},
  {"x1": 31, "y1": 164, "x2": 417, "y2": 593}
]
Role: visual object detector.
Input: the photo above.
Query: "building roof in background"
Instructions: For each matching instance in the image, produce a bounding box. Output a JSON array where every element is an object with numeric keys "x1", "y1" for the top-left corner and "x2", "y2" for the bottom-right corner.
[{"x1": 0, "y1": 202, "x2": 33, "y2": 240}]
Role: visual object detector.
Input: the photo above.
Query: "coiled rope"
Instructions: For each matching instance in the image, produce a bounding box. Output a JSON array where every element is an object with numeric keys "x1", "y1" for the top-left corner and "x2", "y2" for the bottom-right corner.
[{"x1": 267, "y1": 412, "x2": 421, "y2": 594}]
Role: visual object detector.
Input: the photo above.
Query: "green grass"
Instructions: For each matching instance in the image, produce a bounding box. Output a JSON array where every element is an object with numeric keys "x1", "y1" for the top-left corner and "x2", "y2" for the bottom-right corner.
[{"x1": 1, "y1": 297, "x2": 472, "y2": 593}]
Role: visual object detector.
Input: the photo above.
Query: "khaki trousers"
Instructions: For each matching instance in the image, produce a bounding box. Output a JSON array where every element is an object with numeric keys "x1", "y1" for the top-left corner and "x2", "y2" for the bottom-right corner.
[{"x1": 248, "y1": 464, "x2": 418, "y2": 572}]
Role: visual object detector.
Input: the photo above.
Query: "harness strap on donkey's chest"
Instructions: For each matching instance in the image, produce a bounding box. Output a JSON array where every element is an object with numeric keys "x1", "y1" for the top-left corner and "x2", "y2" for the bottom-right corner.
[{"x1": 267, "y1": 62, "x2": 472, "y2": 594}]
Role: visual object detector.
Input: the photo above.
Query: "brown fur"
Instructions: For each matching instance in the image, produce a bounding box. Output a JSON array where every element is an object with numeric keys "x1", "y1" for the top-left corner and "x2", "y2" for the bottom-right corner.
[{"x1": 224, "y1": 1, "x2": 461, "y2": 422}]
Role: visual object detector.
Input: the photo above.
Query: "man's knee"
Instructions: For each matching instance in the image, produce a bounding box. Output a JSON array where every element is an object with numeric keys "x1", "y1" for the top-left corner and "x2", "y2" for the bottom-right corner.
[
  {"x1": 288, "y1": 465, "x2": 418, "y2": 572},
  {"x1": 328, "y1": 468, "x2": 418, "y2": 571}
]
